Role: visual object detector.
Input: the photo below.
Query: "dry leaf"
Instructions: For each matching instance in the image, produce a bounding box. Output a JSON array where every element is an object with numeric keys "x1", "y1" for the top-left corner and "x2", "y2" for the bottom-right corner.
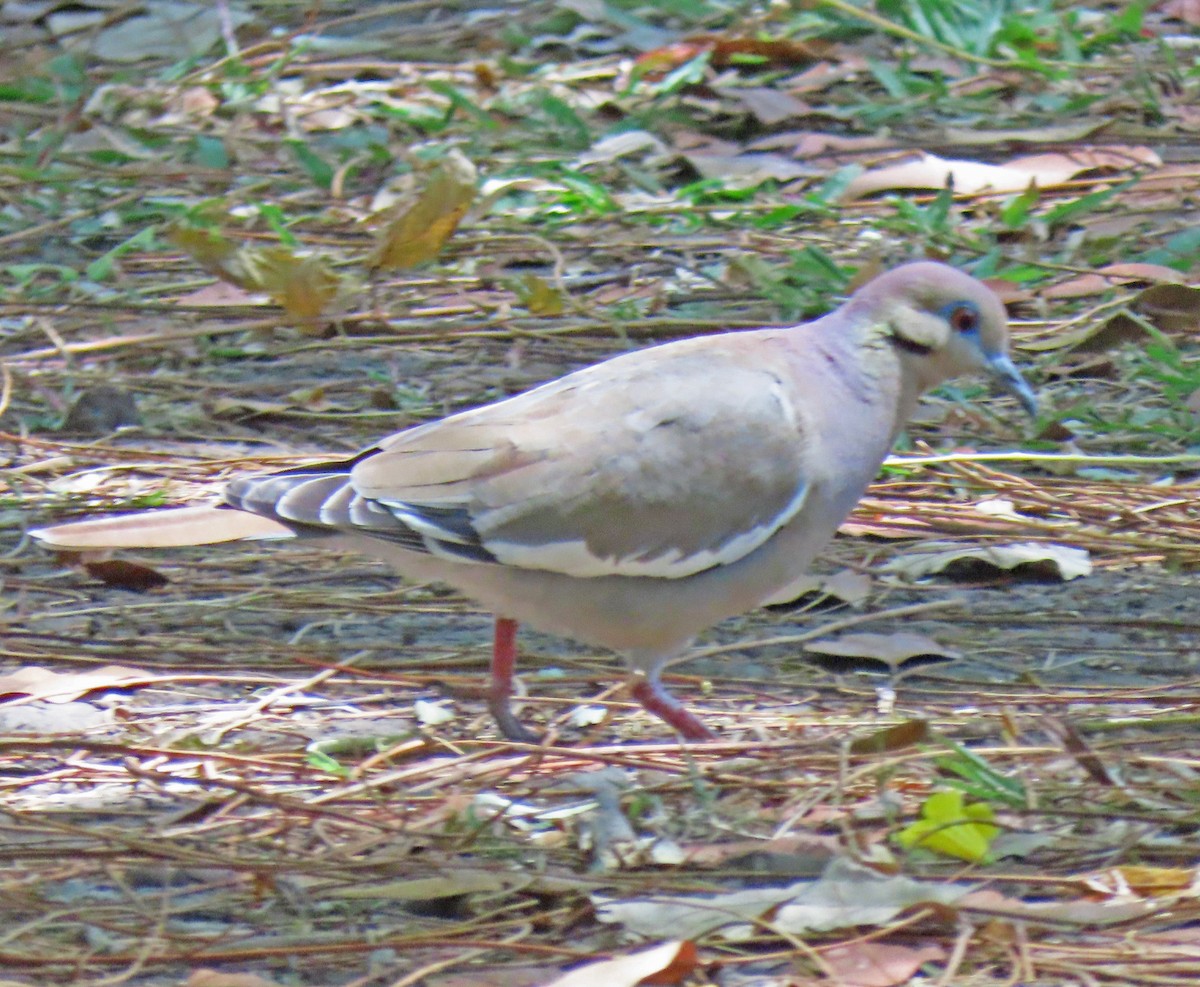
[
  {"x1": 1078, "y1": 865, "x2": 1200, "y2": 899},
  {"x1": 883, "y1": 542, "x2": 1092, "y2": 582},
  {"x1": 186, "y1": 970, "x2": 285, "y2": 987},
  {"x1": 0, "y1": 664, "x2": 158, "y2": 703},
  {"x1": 1034, "y1": 282, "x2": 1200, "y2": 353},
  {"x1": 805, "y1": 632, "x2": 960, "y2": 670},
  {"x1": 849, "y1": 719, "x2": 931, "y2": 755},
  {"x1": 1042, "y1": 262, "x2": 1186, "y2": 300},
  {"x1": 544, "y1": 941, "x2": 697, "y2": 987},
  {"x1": 821, "y1": 941, "x2": 947, "y2": 987},
  {"x1": 514, "y1": 274, "x2": 566, "y2": 315},
  {"x1": 843, "y1": 147, "x2": 1160, "y2": 200},
  {"x1": 370, "y1": 149, "x2": 477, "y2": 269},
  {"x1": 251, "y1": 247, "x2": 342, "y2": 322},
  {"x1": 83, "y1": 559, "x2": 169, "y2": 592},
  {"x1": 168, "y1": 224, "x2": 252, "y2": 287},
  {"x1": 761, "y1": 569, "x2": 871, "y2": 607},
  {"x1": 594, "y1": 858, "x2": 970, "y2": 940}
]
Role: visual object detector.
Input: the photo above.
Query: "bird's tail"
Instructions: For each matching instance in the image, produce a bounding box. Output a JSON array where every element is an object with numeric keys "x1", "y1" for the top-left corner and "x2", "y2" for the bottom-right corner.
[{"x1": 30, "y1": 505, "x2": 294, "y2": 550}]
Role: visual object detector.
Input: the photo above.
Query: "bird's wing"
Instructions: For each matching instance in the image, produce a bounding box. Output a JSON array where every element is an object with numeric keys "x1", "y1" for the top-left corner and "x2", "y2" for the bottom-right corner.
[{"x1": 230, "y1": 336, "x2": 817, "y2": 579}]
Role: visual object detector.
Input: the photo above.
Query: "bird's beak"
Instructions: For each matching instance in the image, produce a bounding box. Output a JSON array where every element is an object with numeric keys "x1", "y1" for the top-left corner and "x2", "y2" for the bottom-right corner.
[{"x1": 986, "y1": 352, "x2": 1037, "y2": 418}]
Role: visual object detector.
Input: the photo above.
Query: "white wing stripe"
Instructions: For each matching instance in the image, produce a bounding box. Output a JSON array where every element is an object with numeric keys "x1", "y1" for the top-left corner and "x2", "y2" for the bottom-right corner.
[{"x1": 486, "y1": 482, "x2": 810, "y2": 579}]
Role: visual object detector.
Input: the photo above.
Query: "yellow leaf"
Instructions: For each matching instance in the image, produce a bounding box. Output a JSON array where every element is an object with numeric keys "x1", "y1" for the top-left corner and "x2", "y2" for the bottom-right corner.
[
  {"x1": 369, "y1": 149, "x2": 477, "y2": 270},
  {"x1": 251, "y1": 246, "x2": 341, "y2": 321},
  {"x1": 897, "y1": 790, "x2": 998, "y2": 863},
  {"x1": 516, "y1": 273, "x2": 566, "y2": 315},
  {"x1": 167, "y1": 223, "x2": 254, "y2": 288}
]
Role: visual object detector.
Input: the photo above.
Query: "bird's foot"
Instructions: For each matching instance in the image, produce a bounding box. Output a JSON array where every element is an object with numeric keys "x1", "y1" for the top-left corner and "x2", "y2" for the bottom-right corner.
[{"x1": 629, "y1": 674, "x2": 715, "y2": 741}]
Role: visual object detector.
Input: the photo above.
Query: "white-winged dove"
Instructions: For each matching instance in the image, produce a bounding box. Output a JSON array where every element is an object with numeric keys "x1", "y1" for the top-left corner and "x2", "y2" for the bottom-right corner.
[{"x1": 32, "y1": 262, "x2": 1036, "y2": 742}]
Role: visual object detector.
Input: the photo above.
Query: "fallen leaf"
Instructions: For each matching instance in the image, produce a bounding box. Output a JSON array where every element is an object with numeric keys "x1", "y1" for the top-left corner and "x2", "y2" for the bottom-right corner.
[
  {"x1": 843, "y1": 147, "x2": 1160, "y2": 200},
  {"x1": 728, "y1": 86, "x2": 811, "y2": 125},
  {"x1": 761, "y1": 569, "x2": 872, "y2": 607},
  {"x1": 805, "y1": 633, "x2": 960, "y2": 671},
  {"x1": 595, "y1": 857, "x2": 970, "y2": 940},
  {"x1": 897, "y1": 791, "x2": 999, "y2": 863},
  {"x1": 544, "y1": 941, "x2": 697, "y2": 987},
  {"x1": 1077, "y1": 865, "x2": 1200, "y2": 899},
  {"x1": 370, "y1": 149, "x2": 477, "y2": 269},
  {"x1": 0, "y1": 665, "x2": 159, "y2": 703},
  {"x1": 186, "y1": 970, "x2": 285, "y2": 987},
  {"x1": 821, "y1": 941, "x2": 947, "y2": 987},
  {"x1": 682, "y1": 151, "x2": 814, "y2": 186},
  {"x1": 1042, "y1": 262, "x2": 1186, "y2": 300},
  {"x1": 251, "y1": 247, "x2": 342, "y2": 323},
  {"x1": 83, "y1": 559, "x2": 169, "y2": 592},
  {"x1": 957, "y1": 887, "x2": 1166, "y2": 925},
  {"x1": 882, "y1": 542, "x2": 1092, "y2": 582},
  {"x1": 1033, "y1": 282, "x2": 1200, "y2": 352},
  {"x1": 850, "y1": 719, "x2": 931, "y2": 755}
]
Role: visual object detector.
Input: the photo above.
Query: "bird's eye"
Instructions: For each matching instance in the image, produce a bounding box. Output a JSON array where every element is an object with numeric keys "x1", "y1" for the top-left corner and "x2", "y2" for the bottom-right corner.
[{"x1": 949, "y1": 305, "x2": 979, "y2": 334}]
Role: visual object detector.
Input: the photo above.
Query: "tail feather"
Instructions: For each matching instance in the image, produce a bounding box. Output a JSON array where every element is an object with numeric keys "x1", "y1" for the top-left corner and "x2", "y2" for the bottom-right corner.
[{"x1": 30, "y1": 505, "x2": 295, "y2": 550}]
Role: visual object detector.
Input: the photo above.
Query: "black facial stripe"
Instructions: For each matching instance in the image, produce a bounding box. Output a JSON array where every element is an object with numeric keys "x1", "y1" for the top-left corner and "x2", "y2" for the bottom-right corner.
[{"x1": 889, "y1": 332, "x2": 933, "y2": 356}]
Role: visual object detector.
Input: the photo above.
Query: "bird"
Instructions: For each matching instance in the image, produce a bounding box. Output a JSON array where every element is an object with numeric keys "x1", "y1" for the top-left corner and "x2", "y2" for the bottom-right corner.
[{"x1": 30, "y1": 261, "x2": 1037, "y2": 743}]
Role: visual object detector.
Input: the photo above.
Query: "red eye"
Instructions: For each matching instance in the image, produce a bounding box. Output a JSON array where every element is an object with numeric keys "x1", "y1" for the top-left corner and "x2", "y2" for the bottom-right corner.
[{"x1": 950, "y1": 305, "x2": 979, "y2": 334}]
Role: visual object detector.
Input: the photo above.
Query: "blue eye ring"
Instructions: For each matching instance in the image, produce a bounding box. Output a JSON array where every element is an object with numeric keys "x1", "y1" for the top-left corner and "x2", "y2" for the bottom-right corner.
[{"x1": 942, "y1": 301, "x2": 980, "y2": 335}]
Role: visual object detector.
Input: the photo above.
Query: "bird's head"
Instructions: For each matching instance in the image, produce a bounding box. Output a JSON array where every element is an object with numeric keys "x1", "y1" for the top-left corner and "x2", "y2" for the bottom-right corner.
[{"x1": 852, "y1": 261, "x2": 1037, "y2": 417}]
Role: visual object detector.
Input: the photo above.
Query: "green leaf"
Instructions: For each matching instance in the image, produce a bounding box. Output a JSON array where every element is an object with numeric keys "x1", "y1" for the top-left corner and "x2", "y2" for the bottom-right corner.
[
  {"x1": 427, "y1": 79, "x2": 497, "y2": 129},
  {"x1": 1041, "y1": 180, "x2": 1132, "y2": 230},
  {"x1": 652, "y1": 49, "x2": 711, "y2": 96},
  {"x1": 190, "y1": 135, "x2": 229, "y2": 169},
  {"x1": 307, "y1": 750, "x2": 351, "y2": 778},
  {"x1": 286, "y1": 140, "x2": 334, "y2": 189},
  {"x1": 85, "y1": 226, "x2": 157, "y2": 283},
  {"x1": 1000, "y1": 184, "x2": 1040, "y2": 228},
  {"x1": 897, "y1": 790, "x2": 999, "y2": 863},
  {"x1": 934, "y1": 738, "x2": 1026, "y2": 806}
]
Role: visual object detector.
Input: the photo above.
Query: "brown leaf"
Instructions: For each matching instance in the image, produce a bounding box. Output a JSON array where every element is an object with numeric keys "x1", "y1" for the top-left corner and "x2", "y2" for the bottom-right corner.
[
  {"x1": 1078, "y1": 865, "x2": 1199, "y2": 899},
  {"x1": 544, "y1": 941, "x2": 697, "y2": 987},
  {"x1": 186, "y1": 971, "x2": 285, "y2": 987},
  {"x1": 1045, "y1": 282, "x2": 1200, "y2": 353},
  {"x1": 514, "y1": 274, "x2": 566, "y2": 316},
  {"x1": 1042, "y1": 262, "x2": 1186, "y2": 300},
  {"x1": 821, "y1": 941, "x2": 947, "y2": 987},
  {"x1": 369, "y1": 149, "x2": 477, "y2": 270},
  {"x1": 250, "y1": 246, "x2": 341, "y2": 322},
  {"x1": 83, "y1": 559, "x2": 169, "y2": 592},
  {"x1": 167, "y1": 223, "x2": 253, "y2": 288},
  {"x1": 702, "y1": 35, "x2": 831, "y2": 68},
  {"x1": 0, "y1": 664, "x2": 159, "y2": 703},
  {"x1": 805, "y1": 632, "x2": 960, "y2": 671},
  {"x1": 843, "y1": 147, "x2": 1161, "y2": 200},
  {"x1": 850, "y1": 719, "x2": 931, "y2": 755}
]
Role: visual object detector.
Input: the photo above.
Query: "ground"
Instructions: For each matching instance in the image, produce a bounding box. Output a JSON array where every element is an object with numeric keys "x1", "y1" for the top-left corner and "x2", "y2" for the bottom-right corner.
[{"x1": 4, "y1": 2, "x2": 1200, "y2": 985}]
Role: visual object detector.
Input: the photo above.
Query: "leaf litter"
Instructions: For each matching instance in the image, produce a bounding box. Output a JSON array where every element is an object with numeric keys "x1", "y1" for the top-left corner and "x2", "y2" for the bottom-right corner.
[{"x1": 4, "y1": 1, "x2": 1200, "y2": 985}]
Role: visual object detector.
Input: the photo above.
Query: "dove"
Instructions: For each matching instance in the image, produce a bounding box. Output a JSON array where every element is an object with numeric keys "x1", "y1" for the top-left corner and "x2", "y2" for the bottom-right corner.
[{"x1": 31, "y1": 262, "x2": 1036, "y2": 741}]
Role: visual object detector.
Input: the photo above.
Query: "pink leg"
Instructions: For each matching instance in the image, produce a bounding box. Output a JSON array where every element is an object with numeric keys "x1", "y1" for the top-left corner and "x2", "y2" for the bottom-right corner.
[
  {"x1": 487, "y1": 617, "x2": 541, "y2": 742},
  {"x1": 629, "y1": 672, "x2": 715, "y2": 741}
]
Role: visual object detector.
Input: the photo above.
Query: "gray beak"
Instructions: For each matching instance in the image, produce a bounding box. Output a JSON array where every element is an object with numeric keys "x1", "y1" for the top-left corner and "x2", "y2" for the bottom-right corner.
[{"x1": 987, "y1": 352, "x2": 1037, "y2": 418}]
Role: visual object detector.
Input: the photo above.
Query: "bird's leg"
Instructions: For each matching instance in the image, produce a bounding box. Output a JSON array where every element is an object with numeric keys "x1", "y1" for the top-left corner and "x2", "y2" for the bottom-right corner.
[
  {"x1": 487, "y1": 617, "x2": 541, "y2": 743},
  {"x1": 628, "y1": 670, "x2": 715, "y2": 741}
]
